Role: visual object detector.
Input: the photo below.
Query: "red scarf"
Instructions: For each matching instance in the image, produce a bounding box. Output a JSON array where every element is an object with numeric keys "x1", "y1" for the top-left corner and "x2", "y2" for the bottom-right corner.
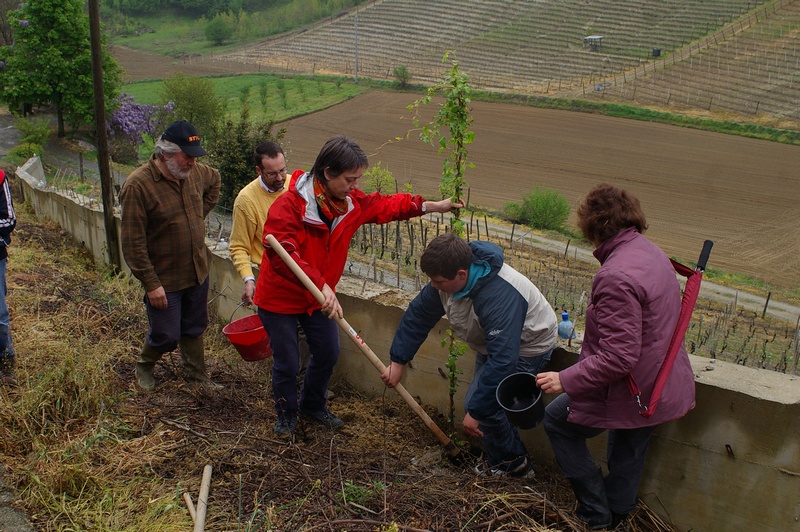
[{"x1": 313, "y1": 176, "x2": 348, "y2": 219}]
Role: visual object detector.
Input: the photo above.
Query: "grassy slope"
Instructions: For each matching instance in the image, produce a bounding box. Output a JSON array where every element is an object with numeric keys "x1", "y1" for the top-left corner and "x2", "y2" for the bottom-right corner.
[{"x1": 123, "y1": 73, "x2": 367, "y2": 124}]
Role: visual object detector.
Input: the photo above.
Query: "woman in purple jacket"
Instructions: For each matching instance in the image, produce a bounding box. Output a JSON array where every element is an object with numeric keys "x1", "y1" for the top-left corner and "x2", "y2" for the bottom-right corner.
[{"x1": 536, "y1": 184, "x2": 695, "y2": 530}]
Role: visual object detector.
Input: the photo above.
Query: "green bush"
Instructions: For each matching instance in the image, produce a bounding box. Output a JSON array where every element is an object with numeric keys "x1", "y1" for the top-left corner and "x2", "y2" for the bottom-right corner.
[
  {"x1": 502, "y1": 201, "x2": 525, "y2": 224},
  {"x1": 393, "y1": 65, "x2": 412, "y2": 89},
  {"x1": 205, "y1": 14, "x2": 235, "y2": 45},
  {"x1": 505, "y1": 186, "x2": 570, "y2": 231},
  {"x1": 8, "y1": 143, "x2": 44, "y2": 161},
  {"x1": 14, "y1": 117, "x2": 51, "y2": 147},
  {"x1": 361, "y1": 161, "x2": 396, "y2": 193}
]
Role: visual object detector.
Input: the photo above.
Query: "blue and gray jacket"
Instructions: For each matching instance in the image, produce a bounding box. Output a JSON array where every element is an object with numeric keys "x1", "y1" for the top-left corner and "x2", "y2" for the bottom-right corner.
[{"x1": 390, "y1": 241, "x2": 557, "y2": 420}]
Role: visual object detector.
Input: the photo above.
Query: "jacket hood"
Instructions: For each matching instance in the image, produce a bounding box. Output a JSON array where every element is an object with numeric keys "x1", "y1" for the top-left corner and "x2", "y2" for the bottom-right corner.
[{"x1": 467, "y1": 241, "x2": 504, "y2": 295}]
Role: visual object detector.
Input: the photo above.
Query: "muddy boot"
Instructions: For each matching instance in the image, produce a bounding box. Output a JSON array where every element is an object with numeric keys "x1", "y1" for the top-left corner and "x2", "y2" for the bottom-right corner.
[
  {"x1": 0, "y1": 354, "x2": 16, "y2": 387},
  {"x1": 135, "y1": 343, "x2": 161, "y2": 392},
  {"x1": 568, "y1": 468, "x2": 612, "y2": 530},
  {"x1": 179, "y1": 335, "x2": 223, "y2": 389}
]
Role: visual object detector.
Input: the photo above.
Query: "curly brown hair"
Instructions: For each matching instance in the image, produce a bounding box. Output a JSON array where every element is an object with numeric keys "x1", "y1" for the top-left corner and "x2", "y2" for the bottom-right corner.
[{"x1": 577, "y1": 183, "x2": 648, "y2": 245}]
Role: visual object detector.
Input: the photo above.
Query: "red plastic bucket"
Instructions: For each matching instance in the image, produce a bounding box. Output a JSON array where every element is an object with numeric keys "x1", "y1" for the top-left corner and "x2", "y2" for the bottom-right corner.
[{"x1": 222, "y1": 314, "x2": 272, "y2": 362}]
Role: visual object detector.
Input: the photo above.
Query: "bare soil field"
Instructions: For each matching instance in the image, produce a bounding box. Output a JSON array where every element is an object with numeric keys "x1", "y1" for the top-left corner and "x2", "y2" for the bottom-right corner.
[
  {"x1": 280, "y1": 92, "x2": 800, "y2": 292},
  {"x1": 113, "y1": 46, "x2": 800, "y2": 292}
]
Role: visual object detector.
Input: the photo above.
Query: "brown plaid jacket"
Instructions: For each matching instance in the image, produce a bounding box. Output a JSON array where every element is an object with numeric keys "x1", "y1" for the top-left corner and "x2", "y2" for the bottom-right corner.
[{"x1": 120, "y1": 155, "x2": 220, "y2": 292}]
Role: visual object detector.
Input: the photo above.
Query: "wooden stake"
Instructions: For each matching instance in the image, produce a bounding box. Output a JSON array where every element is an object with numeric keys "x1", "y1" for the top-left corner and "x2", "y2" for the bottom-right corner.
[
  {"x1": 193, "y1": 464, "x2": 213, "y2": 532},
  {"x1": 183, "y1": 492, "x2": 197, "y2": 523}
]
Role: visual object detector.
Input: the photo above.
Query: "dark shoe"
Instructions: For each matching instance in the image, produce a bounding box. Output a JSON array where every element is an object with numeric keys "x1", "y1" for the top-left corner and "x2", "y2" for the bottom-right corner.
[
  {"x1": 0, "y1": 355, "x2": 16, "y2": 387},
  {"x1": 474, "y1": 455, "x2": 534, "y2": 479},
  {"x1": 568, "y1": 468, "x2": 612, "y2": 530},
  {"x1": 610, "y1": 512, "x2": 629, "y2": 529},
  {"x1": 300, "y1": 408, "x2": 344, "y2": 429},
  {"x1": 274, "y1": 415, "x2": 297, "y2": 436}
]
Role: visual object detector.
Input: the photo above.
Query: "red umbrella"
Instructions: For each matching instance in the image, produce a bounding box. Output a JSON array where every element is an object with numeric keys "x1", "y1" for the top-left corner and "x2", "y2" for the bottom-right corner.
[{"x1": 628, "y1": 240, "x2": 714, "y2": 418}]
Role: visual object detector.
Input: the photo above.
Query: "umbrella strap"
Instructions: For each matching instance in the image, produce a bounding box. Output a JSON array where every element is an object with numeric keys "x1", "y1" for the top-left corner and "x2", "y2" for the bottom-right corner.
[{"x1": 626, "y1": 374, "x2": 647, "y2": 414}]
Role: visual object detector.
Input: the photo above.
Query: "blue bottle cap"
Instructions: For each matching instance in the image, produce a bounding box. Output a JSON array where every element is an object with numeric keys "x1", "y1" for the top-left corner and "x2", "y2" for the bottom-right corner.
[{"x1": 562, "y1": 312, "x2": 570, "y2": 320}]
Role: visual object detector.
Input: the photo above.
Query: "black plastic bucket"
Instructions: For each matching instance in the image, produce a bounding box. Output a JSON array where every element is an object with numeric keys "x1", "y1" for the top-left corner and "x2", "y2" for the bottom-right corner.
[{"x1": 496, "y1": 372, "x2": 545, "y2": 429}]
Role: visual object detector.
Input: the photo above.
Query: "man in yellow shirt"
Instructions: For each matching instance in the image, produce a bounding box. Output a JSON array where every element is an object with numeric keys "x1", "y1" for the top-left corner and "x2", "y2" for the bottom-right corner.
[
  {"x1": 229, "y1": 141, "x2": 312, "y2": 379},
  {"x1": 229, "y1": 141, "x2": 288, "y2": 304}
]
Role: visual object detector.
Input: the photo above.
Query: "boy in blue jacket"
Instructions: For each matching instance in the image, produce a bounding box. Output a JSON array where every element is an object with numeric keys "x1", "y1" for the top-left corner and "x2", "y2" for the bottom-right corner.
[{"x1": 381, "y1": 233, "x2": 557, "y2": 476}]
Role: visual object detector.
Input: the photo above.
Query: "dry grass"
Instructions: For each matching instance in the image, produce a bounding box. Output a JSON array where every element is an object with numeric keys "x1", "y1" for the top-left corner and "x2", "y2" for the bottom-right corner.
[{"x1": 0, "y1": 200, "x2": 677, "y2": 531}]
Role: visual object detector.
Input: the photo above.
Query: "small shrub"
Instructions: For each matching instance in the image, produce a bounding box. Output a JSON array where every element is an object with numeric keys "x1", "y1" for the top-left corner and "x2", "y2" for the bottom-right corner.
[
  {"x1": 506, "y1": 186, "x2": 570, "y2": 231},
  {"x1": 393, "y1": 65, "x2": 412, "y2": 89},
  {"x1": 502, "y1": 201, "x2": 524, "y2": 224},
  {"x1": 361, "y1": 161, "x2": 395, "y2": 193},
  {"x1": 8, "y1": 143, "x2": 43, "y2": 161},
  {"x1": 14, "y1": 117, "x2": 51, "y2": 146},
  {"x1": 205, "y1": 14, "x2": 234, "y2": 45},
  {"x1": 239, "y1": 85, "x2": 251, "y2": 105}
]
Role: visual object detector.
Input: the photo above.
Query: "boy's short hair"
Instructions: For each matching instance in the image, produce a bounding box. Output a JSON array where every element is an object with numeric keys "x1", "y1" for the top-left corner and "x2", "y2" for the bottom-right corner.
[{"x1": 420, "y1": 233, "x2": 473, "y2": 279}]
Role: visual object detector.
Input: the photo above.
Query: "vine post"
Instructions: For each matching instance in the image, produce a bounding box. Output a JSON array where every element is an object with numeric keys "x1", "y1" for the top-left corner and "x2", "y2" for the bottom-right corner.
[{"x1": 408, "y1": 52, "x2": 475, "y2": 433}]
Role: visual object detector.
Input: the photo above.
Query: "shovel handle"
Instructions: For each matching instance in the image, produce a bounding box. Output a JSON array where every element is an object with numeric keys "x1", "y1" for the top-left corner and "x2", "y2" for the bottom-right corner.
[{"x1": 266, "y1": 234, "x2": 459, "y2": 457}]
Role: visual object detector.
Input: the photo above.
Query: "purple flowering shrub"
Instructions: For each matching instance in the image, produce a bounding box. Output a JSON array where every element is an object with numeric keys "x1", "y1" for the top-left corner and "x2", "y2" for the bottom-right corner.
[{"x1": 107, "y1": 94, "x2": 175, "y2": 164}]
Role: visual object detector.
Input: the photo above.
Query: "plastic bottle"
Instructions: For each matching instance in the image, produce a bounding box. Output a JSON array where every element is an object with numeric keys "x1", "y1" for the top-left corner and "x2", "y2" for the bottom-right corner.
[{"x1": 558, "y1": 311, "x2": 575, "y2": 340}]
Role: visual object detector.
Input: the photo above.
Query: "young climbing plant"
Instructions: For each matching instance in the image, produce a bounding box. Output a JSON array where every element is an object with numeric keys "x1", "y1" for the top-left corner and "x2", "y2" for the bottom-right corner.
[
  {"x1": 441, "y1": 328, "x2": 469, "y2": 433},
  {"x1": 407, "y1": 51, "x2": 474, "y2": 236},
  {"x1": 409, "y1": 52, "x2": 475, "y2": 434}
]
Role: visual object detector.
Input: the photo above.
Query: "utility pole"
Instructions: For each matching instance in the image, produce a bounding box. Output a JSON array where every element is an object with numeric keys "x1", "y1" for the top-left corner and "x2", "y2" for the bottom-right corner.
[{"x1": 87, "y1": 0, "x2": 121, "y2": 271}]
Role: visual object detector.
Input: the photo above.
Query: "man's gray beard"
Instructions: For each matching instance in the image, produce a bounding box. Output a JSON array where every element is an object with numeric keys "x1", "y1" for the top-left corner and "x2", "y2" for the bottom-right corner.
[{"x1": 165, "y1": 156, "x2": 191, "y2": 179}]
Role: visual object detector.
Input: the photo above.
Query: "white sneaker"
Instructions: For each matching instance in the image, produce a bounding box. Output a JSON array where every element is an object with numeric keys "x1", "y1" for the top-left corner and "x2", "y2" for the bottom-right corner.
[{"x1": 474, "y1": 456, "x2": 535, "y2": 479}]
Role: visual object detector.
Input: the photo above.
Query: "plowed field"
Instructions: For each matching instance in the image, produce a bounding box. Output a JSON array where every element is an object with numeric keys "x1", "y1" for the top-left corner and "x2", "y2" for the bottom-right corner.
[
  {"x1": 279, "y1": 92, "x2": 800, "y2": 291},
  {"x1": 114, "y1": 46, "x2": 800, "y2": 291}
]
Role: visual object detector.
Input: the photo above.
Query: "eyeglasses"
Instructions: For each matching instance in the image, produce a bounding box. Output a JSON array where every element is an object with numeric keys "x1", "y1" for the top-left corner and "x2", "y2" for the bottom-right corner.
[{"x1": 263, "y1": 168, "x2": 288, "y2": 180}]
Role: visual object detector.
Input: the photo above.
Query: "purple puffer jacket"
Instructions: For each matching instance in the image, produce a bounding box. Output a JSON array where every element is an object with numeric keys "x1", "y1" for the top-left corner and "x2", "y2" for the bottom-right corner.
[{"x1": 560, "y1": 227, "x2": 696, "y2": 429}]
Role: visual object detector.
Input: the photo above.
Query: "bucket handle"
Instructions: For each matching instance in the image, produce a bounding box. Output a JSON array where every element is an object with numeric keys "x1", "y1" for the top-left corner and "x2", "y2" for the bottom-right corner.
[{"x1": 228, "y1": 301, "x2": 249, "y2": 325}]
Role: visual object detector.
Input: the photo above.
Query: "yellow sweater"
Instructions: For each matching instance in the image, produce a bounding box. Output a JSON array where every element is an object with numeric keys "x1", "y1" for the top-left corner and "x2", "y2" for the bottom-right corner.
[{"x1": 229, "y1": 177, "x2": 286, "y2": 281}]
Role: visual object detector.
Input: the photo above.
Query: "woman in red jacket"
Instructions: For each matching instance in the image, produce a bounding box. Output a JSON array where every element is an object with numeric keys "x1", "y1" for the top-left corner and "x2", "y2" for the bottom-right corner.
[
  {"x1": 536, "y1": 184, "x2": 695, "y2": 530},
  {"x1": 254, "y1": 135, "x2": 462, "y2": 436}
]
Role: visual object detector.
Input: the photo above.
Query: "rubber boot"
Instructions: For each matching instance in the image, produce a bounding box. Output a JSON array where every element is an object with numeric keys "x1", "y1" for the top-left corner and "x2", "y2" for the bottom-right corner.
[
  {"x1": 568, "y1": 468, "x2": 612, "y2": 530},
  {"x1": 179, "y1": 335, "x2": 223, "y2": 389},
  {"x1": 0, "y1": 354, "x2": 17, "y2": 387},
  {"x1": 135, "y1": 343, "x2": 161, "y2": 392}
]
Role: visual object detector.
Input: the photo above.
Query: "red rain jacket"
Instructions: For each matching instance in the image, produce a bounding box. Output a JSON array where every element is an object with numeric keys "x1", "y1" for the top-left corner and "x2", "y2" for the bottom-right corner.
[{"x1": 254, "y1": 170, "x2": 426, "y2": 314}]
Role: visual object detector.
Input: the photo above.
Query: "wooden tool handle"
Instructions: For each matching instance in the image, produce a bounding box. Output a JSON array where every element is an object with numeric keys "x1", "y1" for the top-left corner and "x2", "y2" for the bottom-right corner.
[{"x1": 266, "y1": 234, "x2": 459, "y2": 457}]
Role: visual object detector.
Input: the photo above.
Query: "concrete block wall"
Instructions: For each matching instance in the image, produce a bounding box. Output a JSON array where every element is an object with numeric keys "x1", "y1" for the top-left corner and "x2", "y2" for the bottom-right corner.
[{"x1": 15, "y1": 160, "x2": 800, "y2": 531}]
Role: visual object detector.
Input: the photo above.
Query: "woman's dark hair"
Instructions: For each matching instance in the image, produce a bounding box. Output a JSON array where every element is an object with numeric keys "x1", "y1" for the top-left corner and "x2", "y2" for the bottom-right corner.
[
  {"x1": 577, "y1": 183, "x2": 648, "y2": 244},
  {"x1": 310, "y1": 135, "x2": 368, "y2": 186},
  {"x1": 420, "y1": 233, "x2": 473, "y2": 279}
]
